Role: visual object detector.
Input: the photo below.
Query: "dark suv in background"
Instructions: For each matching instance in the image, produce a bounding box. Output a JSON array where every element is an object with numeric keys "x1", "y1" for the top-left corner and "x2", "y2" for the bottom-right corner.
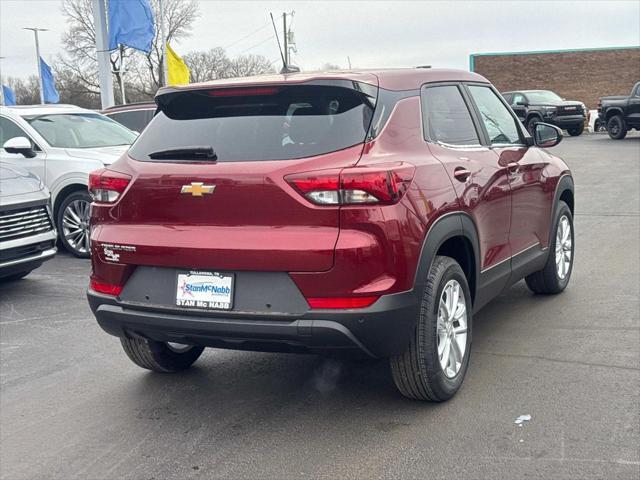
[
  {"x1": 502, "y1": 90, "x2": 587, "y2": 136},
  {"x1": 102, "y1": 102, "x2": 156, "y2": 133}
]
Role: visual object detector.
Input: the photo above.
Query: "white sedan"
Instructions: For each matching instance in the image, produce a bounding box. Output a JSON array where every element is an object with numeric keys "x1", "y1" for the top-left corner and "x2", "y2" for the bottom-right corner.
[{"x1": 0, "y1": 104, "x2": 137, "y2": 257}]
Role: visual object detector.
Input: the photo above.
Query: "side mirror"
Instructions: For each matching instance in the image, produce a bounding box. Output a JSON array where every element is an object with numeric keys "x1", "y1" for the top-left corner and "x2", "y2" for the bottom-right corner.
[
  {"x1": 515, "y1": 101, "x2": 527, "y2": 106},
  {"x1": 3, "y1": 137, "x2": 37, "y2": 158},
  {"x1": 533, "y1": 123, "x2": 563, "y2": 148}
]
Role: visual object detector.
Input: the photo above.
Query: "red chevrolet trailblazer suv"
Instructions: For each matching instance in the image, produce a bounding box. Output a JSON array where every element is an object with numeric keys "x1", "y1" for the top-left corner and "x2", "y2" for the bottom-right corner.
[{"x1": 87, "y1": 69, "x2": 574, "y2": 401}]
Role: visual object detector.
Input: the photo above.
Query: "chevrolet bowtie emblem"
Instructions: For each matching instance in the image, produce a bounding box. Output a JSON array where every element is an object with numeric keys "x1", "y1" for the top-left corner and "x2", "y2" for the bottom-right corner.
[{"x1": 181, "y1": 182, "x2": 216, "y2": 196}]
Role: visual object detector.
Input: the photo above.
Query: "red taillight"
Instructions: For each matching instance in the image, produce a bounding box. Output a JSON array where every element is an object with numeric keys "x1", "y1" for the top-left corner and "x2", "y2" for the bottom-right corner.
[
  {"x1": 205, "y1": 87, "x2": 279, "y2": 97},
  {"x1": 89, "y1": 169, "x2": 132, "y2": 203},
  {"x1": 89, "y1": 277, "x2": 123, "y2": 296},
  {"x1": 307, "y1": 296, "x2": 380, "y2": 309},
  {"x1": 285, "y1": 163, "x2": 415, "y2": 206}
]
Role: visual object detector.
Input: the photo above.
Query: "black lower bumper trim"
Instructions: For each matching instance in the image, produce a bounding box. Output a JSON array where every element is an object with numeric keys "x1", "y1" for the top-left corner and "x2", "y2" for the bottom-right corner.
[{"x1": 88, "y1": 289, "x2": 420, "y2": 358}]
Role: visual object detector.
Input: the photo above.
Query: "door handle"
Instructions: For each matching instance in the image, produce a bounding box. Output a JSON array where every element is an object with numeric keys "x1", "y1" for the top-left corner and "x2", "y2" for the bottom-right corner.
[
  {"x1": 453, "y1": 166, "x2": 471, "y2": 182},
  {"x1": 507, "y1": 162, "x2": 519, "y2": 173}
]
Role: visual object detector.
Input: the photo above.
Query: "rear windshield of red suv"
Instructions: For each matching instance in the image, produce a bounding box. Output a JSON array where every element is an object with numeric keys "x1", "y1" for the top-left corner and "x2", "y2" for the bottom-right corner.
[{"x1": 128, "y1": 82, "x2": 377, "y2": 162}]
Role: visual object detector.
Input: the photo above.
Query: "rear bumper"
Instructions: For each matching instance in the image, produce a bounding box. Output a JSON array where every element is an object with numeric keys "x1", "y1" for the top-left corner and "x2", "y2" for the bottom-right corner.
[{"x1": 87, "y1": 288, "x2": 420, "y2": 358}]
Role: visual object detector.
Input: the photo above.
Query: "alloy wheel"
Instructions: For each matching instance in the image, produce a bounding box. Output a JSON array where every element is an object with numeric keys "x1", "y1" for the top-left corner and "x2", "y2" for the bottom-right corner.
[
  {"x1": 609, "y1": 119, "x2": 620, "y2": 136},
  {"x1": 62, "y1": 199, "x2": 91, "y2": 255},
  {"x1": 436, "y1": 279, "x2": 468, "y2": 378},
  {"x1": 555, "y1": 215, "x2": 572, "y2": 279}
]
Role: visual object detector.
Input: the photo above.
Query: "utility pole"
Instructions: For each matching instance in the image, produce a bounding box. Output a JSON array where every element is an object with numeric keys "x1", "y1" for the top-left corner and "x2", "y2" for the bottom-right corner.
[
  {"x1": 23, "y1": 27, "x2": 47, "y2": 104},
  {"x1": 282, "y1": 13, "x2": 288, "y2": 66},
  {"x1": 91, "y1": 0, "x2": 114, "y2": 109},
  {"x1": 159, "y1": 0, "x2": 168, "y2": 86}
]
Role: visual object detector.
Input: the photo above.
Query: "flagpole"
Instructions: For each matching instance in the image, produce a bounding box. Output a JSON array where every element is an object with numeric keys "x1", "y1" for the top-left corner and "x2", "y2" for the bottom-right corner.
[
  {"x1": 23, "y1": 27, "x2": 47, "y2": 105},
  {"x1": 158, "y1": 0, "x2": 168, "y2": 86},
  {"x1": 92, "y1": 0, "x2": 115, "y2": 109}
]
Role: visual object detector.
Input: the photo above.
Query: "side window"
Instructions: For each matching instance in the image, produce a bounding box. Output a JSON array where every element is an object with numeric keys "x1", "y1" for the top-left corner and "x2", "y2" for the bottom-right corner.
[
  {"x1": 0, "y1": 117, "x2": 32, "y2": 147},
  {"x1": 467, "y1": 85, "x2": 522, "y2": 145},
  {"x1": 634, "y1": 83, "x2": 640, "y2": 97},
  {"x1": 512, "y1": 93, "x2": 526, "y2": 105},
  {"x1": 421, "y1": 85, "x2": 480, "y2": 146}
]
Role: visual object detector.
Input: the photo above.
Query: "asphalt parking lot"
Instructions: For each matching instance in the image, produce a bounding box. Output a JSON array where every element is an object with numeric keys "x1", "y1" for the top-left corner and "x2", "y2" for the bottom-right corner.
[{"x1": 1, "y1": 132, "x2": 639, "y2": 480}]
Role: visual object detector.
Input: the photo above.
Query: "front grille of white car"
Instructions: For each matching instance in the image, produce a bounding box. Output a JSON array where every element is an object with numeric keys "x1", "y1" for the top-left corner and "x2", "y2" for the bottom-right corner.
[{"x1": 0, "y1": 205, "x2": 54, "y2": 242}]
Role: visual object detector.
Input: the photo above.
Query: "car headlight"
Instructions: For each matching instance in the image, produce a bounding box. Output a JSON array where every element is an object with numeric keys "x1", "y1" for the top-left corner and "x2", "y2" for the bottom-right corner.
[{"x1": 543, "y1": 106, "x2": 557, "y2": 116}]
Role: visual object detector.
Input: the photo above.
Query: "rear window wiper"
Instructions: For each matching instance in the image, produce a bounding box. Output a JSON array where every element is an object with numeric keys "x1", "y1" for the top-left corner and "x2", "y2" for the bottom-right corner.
[{"x1": 148, "y1": 146, "x2": 217, "y2": 161}]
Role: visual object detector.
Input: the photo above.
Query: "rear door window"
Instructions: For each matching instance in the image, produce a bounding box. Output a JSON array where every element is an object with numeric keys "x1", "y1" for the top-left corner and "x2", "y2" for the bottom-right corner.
[
  {"x1": 421, "y1": 85, "x2": 480, "y2": 146},
  {"x1": 129, "y1": 82, "x2": 377, "y2": 162}
]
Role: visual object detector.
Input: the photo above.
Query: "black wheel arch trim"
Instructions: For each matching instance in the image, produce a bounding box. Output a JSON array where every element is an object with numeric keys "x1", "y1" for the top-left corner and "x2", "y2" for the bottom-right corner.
[
  {"x1": 604, "y1": 108, "x2": 625, "y2": 120},
  {"x1": 413, "y1": 212, "x2": 481, "y2": 304},
  {"x1": 552, "y1": 174, "x2": 574, "y2": 217},
  {"x1": 526, "y1": 113, "x2": 544, "y2": 123}
]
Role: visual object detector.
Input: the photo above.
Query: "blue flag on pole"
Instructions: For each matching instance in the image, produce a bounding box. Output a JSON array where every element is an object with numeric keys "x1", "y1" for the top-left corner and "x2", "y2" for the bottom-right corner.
[
  {"x1": 108, "y1": 0, "x2": 155, "y2": 53},
  {"x1": 39, "y1": 57, "x2": 60, "y2": 104},
  {"x1": 2, "y1": 85, "x2": 16, "y2": 106}
]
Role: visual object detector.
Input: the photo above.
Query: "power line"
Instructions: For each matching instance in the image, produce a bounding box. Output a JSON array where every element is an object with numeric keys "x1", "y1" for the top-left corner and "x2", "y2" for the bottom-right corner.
[
  {"x1": 236, "y1": 34, "x2": 275, "y2": 56},
  {"x1": 223, "y1": 16, "x2": 282, "y2": 51}
]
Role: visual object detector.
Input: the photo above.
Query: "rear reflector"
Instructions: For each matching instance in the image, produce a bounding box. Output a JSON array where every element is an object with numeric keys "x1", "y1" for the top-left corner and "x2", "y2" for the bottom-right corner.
[
  {"x1": 90, "y1": 278, "x2": 123, "y2": 296},
  {"x1": 89, "y1": 169, "x2": 132, "y2": 203},
  {"x1": 307, "y1": 296, "x2": 380, "y2": 309},
  {"x1": 286, "y1": 163, "x2": 415, "y2": 206}
]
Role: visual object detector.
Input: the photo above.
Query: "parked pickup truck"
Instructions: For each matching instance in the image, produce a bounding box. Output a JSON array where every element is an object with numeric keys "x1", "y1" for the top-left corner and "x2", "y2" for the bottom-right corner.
[{"x1": 597, "y1": 82, "x2": 640, "y2": 139}]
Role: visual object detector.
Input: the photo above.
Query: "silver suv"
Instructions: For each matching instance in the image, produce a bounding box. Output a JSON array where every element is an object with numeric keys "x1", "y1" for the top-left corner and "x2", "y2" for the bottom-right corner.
[
  {"x1": 0, "y1": 162, "x2": 57, "y2": 280},
  {"x1": 0, "y1": 105, "x2": 137, "y2": 257}
]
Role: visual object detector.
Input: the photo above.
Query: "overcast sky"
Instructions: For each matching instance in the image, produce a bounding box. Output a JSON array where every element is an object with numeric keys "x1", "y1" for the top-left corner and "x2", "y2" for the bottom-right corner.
[{"x1": 1, "y1": 0, "x2": 639, "y2": 79}]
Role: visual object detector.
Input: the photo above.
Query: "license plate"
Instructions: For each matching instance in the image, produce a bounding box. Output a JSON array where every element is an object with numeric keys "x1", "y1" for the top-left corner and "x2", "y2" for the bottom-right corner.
[{"x1": 175, "y1": 271, "x2": 234, "y2": 310}]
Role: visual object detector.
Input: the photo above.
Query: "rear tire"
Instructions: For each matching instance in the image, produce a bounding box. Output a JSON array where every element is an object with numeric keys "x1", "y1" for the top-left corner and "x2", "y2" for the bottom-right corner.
[
  {"x1": 607, "y1": 115, "x2": 627, "y2": 140},
  {"x1": 390, "y1": 256, "x2": 472, "y2": 402},
  {"x1": 120, "y1": 337, "x2": 204, "y2": 372},
  {"x1": 525, "y1": 201, "x2": 574, "y2": 294},
  {"x1": 567, "y1": 124, "x2": 584, "y2": 136}
]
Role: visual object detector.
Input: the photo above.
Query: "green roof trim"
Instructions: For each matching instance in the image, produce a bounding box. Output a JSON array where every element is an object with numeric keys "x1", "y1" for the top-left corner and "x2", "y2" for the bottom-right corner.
[{"x1": 469, "y1": 45, "x2": 640, "y2": 72}]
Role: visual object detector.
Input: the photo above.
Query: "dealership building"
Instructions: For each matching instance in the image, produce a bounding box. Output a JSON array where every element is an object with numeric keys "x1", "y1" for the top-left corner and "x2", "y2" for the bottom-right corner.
[{"x1": 470, "y1": 46, "x2": 640, "y2": 109}]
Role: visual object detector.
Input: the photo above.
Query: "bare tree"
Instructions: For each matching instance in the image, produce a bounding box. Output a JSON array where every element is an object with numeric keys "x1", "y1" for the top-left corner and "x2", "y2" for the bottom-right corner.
[
  {"x1": 59, "y1": 0, "x2": 198, "y2": 101},
  {"x1": 320, "y1": 63, "x2": 342, "y2": 71},
  {"x1": 5, "y1": 76, "x2": 40, "y2": 105},
  {"x1": 183, "y1": 49, "x2": 274, "y2": 83},
  {"x1": 135, "y1": 0, "x2": 199, "y2": 94},
  {"x1": 225, "y1": 54, "x2": 275, "y2": 78},
  {"x1": 183, "y1": 48, "x2": 229, "y2": 83}
]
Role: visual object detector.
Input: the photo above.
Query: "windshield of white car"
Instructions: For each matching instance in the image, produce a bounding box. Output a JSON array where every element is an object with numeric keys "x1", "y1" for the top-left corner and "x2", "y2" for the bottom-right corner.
[
  {"x1": 24, "y1": 113, "x2": 137, "y2": 149},
  {"x1": 525, "y1": 91, "x2": 563, "y2": 103}
]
